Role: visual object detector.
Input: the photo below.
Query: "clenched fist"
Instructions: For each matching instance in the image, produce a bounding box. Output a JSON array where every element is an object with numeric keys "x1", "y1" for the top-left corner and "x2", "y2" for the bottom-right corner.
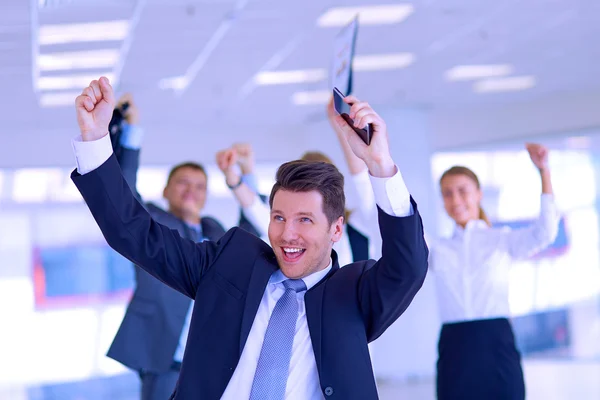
[{"x1": 75, "y1": 76, "x2": 116, "y2": 141}]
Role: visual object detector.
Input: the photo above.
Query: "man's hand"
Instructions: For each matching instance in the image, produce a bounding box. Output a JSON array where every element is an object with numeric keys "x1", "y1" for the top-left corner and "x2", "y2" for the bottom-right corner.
[
  {"x1": 216, "y1": 148, "x2": 241, "y2": 187},
  {"x1": 331, "y1": 95, "x2": 396, "y2": 178},
  {"x1": 232, "y1": 143, "x2": 254, "y2": 175},
  {"x1": 117, "y1": 93, "x2": 140, "y2": 125},
  {"x1": 75, "y1": 76, "x2": 116, "y2": 142},
  {"x1": 525, "y1": 143, "x2": 549, "y2": 172}
]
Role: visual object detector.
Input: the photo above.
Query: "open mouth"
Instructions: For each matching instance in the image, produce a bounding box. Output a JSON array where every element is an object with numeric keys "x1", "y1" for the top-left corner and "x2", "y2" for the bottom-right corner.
[{"x1": 281, "y1": 247, "x2": 306, "y2": 263}]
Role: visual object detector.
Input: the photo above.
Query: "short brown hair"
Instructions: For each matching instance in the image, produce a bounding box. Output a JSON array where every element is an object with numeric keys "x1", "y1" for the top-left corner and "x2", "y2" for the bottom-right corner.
[
  {"x1": 167, "y1": 162, "x2": 207, "y2": 184},
  {"x1": 269, "y1": 160, "x2": 345, "y2": 226}
]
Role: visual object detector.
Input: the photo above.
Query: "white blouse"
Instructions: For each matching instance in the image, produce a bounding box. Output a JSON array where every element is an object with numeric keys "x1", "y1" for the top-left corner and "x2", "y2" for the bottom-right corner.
[{"x1": 428, "y1": 194, "x2": 560, "y2": 324}]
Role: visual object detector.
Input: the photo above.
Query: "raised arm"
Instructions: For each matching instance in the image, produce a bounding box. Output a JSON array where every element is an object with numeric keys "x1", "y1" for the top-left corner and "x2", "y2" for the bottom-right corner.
[
  {"x1": 506, "y1": 144, "x2": 560, "y2": 259},
  {"x1": 327, "y1": 97, "x2": 368, "y2": 176},
  {"x1": 327, "y1": 97, "x2": 381, "y2": 256},
  {"x1": 216, "y1": 146, "x2": 270, "y2": 237},
  {"x1": 71, "y1": 77, "x2": 230, "y2": 298},
  {"x1": 112, "y1": 93, "x2": 144, "y2": 200},
  {"x1": 330, "y1": 94, "x2": 428, "y2": 340}
]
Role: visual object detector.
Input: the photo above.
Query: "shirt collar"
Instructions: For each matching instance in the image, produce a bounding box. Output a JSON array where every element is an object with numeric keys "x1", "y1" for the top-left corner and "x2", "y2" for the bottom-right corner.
[
  {"x1": 269, "y1": 258, "x2": 332, "y2": 291},
  {"x1": 453, "y1": 219, "x2": 489, "y2": 238}
]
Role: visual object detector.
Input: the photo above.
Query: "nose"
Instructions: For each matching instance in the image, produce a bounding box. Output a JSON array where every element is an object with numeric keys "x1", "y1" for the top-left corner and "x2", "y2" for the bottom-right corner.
[
  {"x1": 448, "y1": 191, "x2": 462, "y2": 205},
  {"x1": 280, "y1": 221, "x2": 299, "y2": 243}
]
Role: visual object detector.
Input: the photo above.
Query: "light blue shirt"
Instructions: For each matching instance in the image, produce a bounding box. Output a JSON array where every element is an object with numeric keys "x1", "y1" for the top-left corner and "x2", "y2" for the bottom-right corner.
[{"x1": 119, "y1": 123, "x2": 144, "y2": 149}]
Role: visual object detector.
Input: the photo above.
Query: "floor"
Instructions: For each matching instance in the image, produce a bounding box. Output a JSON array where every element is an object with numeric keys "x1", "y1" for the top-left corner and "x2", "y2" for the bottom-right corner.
[{"x1": 1, "y1": 359, "x2": 598, "y2": 400}]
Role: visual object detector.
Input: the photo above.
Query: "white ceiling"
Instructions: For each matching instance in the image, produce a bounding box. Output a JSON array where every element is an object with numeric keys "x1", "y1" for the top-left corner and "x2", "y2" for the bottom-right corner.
[{"x1": 1, "y1": 0, "x2": 600, "y2": 167}]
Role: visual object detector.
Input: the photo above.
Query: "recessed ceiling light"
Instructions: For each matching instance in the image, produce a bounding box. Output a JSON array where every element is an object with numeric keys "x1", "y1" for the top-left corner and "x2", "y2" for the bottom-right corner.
[
  {"x1": 39, "y1": 20, "x2": 129, "y2": 45},
  {"x1": 354, "y1": 53, "x2": 415, "y2": 71},
  {"x1": 474, "y1": 76, "x2": 536, "y2": 93},
  {"x1": 445, "y1": 64, "x2": 513, "y2": 81},
  {"x1": 292, "y1": 90, "x2": 331, "y2": 106},
  {"x1": 254, "y1": 69, "x2": 327, "y2": 85},
  {"x1": 37, "y1": 73, "x2": 115, "y2": 90},
  {"x1": 38, "y1": 49, "x2": 120, "y2": 71},
  {"x1": 317, "y1": 4, "x2": 414, "y2": 27}
]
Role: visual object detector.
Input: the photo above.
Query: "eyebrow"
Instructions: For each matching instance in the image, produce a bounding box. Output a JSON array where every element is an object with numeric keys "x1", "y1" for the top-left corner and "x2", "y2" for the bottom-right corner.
[{"x1": 271, "y1": 210, "x2": 316, "y2": 218}]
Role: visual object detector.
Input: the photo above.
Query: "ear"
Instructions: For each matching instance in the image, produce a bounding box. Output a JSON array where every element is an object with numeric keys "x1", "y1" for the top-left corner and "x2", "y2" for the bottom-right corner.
[
  {"x1": 330, "y1": 216, "x2": 345, "y2": 243},
  {"x1": 162, "y1": 186, "x2": 168, "y2": 200}
]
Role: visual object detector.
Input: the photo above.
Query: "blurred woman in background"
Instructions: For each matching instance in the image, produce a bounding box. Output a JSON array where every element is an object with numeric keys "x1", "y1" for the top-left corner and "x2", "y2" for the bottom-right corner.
[{"x1": 431, "y1": 143, "x2": 560, "y2": 400}]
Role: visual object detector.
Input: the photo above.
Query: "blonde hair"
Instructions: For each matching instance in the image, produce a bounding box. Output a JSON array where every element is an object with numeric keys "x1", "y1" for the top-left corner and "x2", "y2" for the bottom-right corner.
[{"x1": 440, "y1": 166, "x2": 491, "y2": 227}]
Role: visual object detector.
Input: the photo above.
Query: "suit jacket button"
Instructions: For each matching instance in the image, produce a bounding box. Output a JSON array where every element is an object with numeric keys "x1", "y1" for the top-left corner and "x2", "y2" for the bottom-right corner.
[{"x1": 324, "y1": 387, "x2": 334, "y2": 396}]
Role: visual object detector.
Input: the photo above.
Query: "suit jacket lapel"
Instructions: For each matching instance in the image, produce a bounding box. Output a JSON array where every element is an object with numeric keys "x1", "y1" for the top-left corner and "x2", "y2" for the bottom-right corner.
[
  {"x1": 239, "y1": 252, "x2": 278, "y2": 355},
  {"x1": 305, "y1": 250, "x2": 340, "y2": 373}
]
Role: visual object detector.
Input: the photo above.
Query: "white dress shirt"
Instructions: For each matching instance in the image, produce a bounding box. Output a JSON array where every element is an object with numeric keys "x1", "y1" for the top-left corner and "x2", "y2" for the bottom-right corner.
[
  {"x1": 71, "y1": 133, "x2": 414, "y2": 399},
  {"x1": 347, "y1": 169, "x2": 382, "y2": 260},
  {"x1": 221, "y1": 264, "x2": 331, "y2": 400},
  {"x1": 428, "y1": 194, "x2": 560, "y2": 324}
]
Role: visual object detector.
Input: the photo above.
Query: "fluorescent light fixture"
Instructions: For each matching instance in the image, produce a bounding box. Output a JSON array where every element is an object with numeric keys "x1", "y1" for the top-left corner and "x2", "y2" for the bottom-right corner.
[
  {"x1": 292, "y1": 90, "x2": 331, "y2": 106},
  {"x1": 39, "y1": 20, "x2": 129, "y2": 45},
  {"x1": 39, "y1": 91, "x2": 81, "y2": 107},
  {"x1": 38, "y1": 49, "x2": 120, "y2": 71},
  {"x1": 255, "y1": 69, "x2": 327, "y2": 85},
  {"x1": 354, "y1": 53, "x2": 415, "y2": 71},
  {"x1": 158, "y1": 75, "x2": 189, "y2": 90},
  {"x1": 37, "y1": 73, "x2": 114, "y2": 90},
  {"x1": 317, "y1": 4, "x2": 414, "y2": 27},
  {"x1": 445, "y1": 64, "x2": 513, "y2": 81},
  {"x1": 474, "y1": 76, "x2": 536, "y2": 93}
]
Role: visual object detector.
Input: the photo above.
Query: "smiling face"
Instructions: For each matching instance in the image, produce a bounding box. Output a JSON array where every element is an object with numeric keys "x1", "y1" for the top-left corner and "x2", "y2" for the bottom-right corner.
[
  {"x1": 268, "y1": 189, "x2": 343, "y2": 279},
  {"x1": 163, "y1": 164, "x2": 207, "y2": 223},
  {"x1": 267, "y1": 159, "x2": 346, "y2": 278},
  {"x1": 440, "y1": 167, "x2": 483, "y2": 228}
]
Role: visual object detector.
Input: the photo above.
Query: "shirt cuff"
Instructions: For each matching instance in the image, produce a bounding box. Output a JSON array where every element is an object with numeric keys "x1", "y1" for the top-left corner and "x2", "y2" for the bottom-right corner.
[
  {"x1": 241, "y1": 173, "x2": 259, "y2": 194},
  {"x1": 119, "y1": 124, "x2": 144, "y2": 149},
  {"x1": 369, "y1": 166, "x2": 413, "y2": 217},
  {"x1": 71, "y1": 134, "x2": 113, "y2": 175}
]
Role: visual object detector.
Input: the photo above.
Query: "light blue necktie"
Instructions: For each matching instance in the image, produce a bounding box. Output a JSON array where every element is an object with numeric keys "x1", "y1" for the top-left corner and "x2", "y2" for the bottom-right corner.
[{"x1": 249, "y1": 279, "x2": 307, "y2": 400}]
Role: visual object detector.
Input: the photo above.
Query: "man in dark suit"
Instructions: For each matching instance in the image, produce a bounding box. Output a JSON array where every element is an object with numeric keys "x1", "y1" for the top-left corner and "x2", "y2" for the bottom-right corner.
[
  {"x1": 104, "y1": 94, "x2": 228, "y2": 399},
  {"x1": 71, "y1": 77, "x2": 428, "y2": 399}
]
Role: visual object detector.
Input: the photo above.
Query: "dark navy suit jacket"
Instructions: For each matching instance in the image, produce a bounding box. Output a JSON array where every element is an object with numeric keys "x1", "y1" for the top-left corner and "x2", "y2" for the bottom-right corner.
[
  {"x1": 106, "y1": 147, "x2": 226, "y2": 373},
  {"x1": 72, "y1": 154, "x2": 429, "y2": 399}
]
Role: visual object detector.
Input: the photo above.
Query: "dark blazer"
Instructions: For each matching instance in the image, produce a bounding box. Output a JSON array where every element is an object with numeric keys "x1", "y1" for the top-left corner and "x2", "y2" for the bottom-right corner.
[
  {"x1": 106, "y1": 147, "x2": 226, "y2": 373},
  {"x1": 72, "y1": 154, "x2": 428, "y2": 399}
]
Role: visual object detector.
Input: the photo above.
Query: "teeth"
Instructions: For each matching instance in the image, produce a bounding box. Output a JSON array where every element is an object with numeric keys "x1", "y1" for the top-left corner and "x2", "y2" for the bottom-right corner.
[{"x1": 284, "y1": 248, "x2": 304, "y2": 253}]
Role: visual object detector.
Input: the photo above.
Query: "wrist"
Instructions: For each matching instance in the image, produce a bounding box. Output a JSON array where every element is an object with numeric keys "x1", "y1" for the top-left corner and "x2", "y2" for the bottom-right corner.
[
  {"x1": 240, "y1": 165, "x2": 253, "y2": 175},
  {"x1": 82, "y1": 130, "x2": 109, "y2": 142},
  {"x1": 225, "y1": 171, "x2": 242, "y2": 189},
  {"x1": 365, "y1": 155, "x2": 396, "y2": 178}
]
